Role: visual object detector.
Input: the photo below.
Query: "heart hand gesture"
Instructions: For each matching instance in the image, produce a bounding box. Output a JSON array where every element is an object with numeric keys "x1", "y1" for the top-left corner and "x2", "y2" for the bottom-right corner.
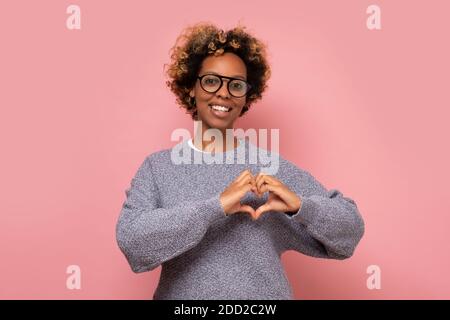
[
  {"x1": 219, "y1": 169, "x2": 302, "y2": 220},
  {"x1": 253, "y1": 172, "x2": 301, "y2": 220}
]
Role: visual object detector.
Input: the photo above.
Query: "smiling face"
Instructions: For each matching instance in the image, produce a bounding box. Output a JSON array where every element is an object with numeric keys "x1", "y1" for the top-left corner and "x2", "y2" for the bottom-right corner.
[{"x1": 189, "y1": 52, "x2": 248, "y2": 132}]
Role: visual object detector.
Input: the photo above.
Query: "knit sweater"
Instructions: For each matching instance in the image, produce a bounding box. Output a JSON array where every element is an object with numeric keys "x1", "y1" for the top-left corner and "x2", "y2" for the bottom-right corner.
[{"x1": 115, "y1": 137, "x2": 365, "y2": 300}]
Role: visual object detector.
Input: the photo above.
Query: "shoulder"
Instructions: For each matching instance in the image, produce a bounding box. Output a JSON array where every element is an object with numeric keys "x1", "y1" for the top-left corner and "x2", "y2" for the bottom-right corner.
[
  {"x1": 145, "y1": 147, "x2": 172, "y2": 164},
  {"x1": 132, "y1": 145, "x2": 177, "y2": 178},
  {"x1": 277, "y1": 155, "x2": 314, "y2": 184},
  {"x1": 275, "y1": 154, "x2": 327, "y2": 194},
  {"x1": 144, "y1": 139, "x2": 187, "y2": 165}
]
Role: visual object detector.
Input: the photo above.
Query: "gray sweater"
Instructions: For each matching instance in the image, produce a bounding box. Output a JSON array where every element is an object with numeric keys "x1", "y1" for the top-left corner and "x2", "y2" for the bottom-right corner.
[{"x1": 116, "y1": 137, "x2": 365, "y2": 299}]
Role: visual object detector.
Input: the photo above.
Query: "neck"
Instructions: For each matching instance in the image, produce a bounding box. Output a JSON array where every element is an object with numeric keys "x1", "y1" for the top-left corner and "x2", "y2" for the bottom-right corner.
[{"x1": 192, "y1": 121, "x2": 238, "y2": 152}]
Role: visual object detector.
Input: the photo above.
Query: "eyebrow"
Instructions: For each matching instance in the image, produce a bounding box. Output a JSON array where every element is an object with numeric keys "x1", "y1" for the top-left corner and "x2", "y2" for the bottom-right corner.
[{"x1": 202, "y1": 71, "x2": 247, "y2": 80}]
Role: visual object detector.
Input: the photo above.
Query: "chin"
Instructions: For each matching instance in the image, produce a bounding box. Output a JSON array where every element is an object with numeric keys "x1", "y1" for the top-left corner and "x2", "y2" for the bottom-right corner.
[
  {"x1": 196, "y1": 106, "x2": 240, "y2": 130},
  {"x1": 204, "y1": 118, "x2": 231, "y2": 130}
]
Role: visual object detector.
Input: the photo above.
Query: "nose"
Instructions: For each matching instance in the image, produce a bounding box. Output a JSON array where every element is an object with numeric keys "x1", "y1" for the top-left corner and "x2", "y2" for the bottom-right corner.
[{"x1": 216, "y1": 79, "x2": 231, "y2": 99}]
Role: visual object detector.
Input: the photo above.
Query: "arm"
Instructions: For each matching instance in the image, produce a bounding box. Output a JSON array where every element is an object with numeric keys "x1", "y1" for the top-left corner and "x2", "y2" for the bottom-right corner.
[
  {"x1": 280, "y1": 161, "x2": 365, "y2": 259},
  {"x1": 115, "y1": 156, "x2": 226, "y2": 273}
]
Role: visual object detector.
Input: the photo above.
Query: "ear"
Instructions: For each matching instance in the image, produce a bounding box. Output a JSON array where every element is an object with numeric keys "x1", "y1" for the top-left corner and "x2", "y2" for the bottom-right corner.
[{"x1": 189, "y1": 88, "x2": 195, "y2": 98}]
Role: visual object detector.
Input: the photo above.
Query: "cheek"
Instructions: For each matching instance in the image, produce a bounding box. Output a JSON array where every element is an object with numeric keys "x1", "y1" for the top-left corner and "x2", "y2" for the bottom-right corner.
[
  {"x1": 235, "y1": 98, "x2": 246, "y2": 109},
  {"x1": 195, "y1": 89, "x2": 211, "y2": 103}
]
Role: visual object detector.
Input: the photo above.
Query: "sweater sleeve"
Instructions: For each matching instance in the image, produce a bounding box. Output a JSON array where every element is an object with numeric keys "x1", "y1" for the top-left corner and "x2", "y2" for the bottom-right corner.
[
  {"x1": 279, "y1": 160, "x2": 365, "y2": 260},
  {"x1": 115, "y1": 155, "x2": 227, "y2": 273}
]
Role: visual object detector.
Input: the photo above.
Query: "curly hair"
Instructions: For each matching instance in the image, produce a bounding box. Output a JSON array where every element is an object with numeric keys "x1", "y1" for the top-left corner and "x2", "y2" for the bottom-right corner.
[{"x1": 165, "y1": 22, "x2": 271, "y2": 120}]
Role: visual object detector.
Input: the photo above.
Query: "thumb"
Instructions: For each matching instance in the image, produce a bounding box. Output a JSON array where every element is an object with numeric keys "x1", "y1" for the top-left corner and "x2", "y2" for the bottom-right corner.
[
  {"x1": 255, "y1": 203, "x2": 272, "y2": 218},
  {"x1": 238, "y1": 204, "x2": 256, "y2": 217}
]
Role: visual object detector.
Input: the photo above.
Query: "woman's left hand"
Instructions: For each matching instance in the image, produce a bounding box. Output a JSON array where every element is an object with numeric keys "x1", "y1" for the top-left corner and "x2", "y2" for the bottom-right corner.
[{"x1": 253, "y1": 173, "x2": 302, "y2": 220}]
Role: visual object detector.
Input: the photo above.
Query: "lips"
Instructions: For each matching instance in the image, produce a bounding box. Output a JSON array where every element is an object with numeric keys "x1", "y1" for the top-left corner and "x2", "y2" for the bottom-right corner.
[
  {"x1": 208, "y1": 103, "x2": 232, "y2": 112},
  {"x1": 208, "y1": 103, "x2": 233, "y2": 118}
]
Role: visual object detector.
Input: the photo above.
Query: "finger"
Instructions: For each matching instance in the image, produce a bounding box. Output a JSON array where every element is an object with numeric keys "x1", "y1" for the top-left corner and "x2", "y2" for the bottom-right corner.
[
  {"x1": 255, "y1": 203, "x2": 272, "y2": 218},
  {"x1": 256, "y1": 173, "x2": 269, "y2": 192},
  {"x1": 263, "y1": 175, "x2": 282, "y2": 186},
  {"x1": 258, "y1": 184, "x2": 269, "y2": 194},
  {"x1": 257, "y1": 174, "x2": 281, "y2": 187},
  {"x1": 254, "y1": 172, "x2": 264, "y2": 183},
  {"x1": 249, "y1": 175, "x2": 257, "y2": 191},
  {"x1": 261, "y1": 183, "x2": 281, "y2": 194},
  {"x1": 235, "y1": 169, "x2": 252, "y2": 182},
  {"x1": 252, "y1": 184, "x2": 261, "y2": 196},
  {"x1": 235, "y1": 183, "x2": 253, "y2": 199},
  {"x1": 250, "y1": 183, "x2": 258, "y2": 194},
  {"x1": 236, "y1": 174, "x2": 254, "y2": 188},
  {"x1": 235, "y1": 171, "x2": 253, "y2": 186},
  {"x1": 225, "y1": 183, "x2": 252, "y2": 207},
  {"x1": 238, "y1": 204, "x2": 256, "y2": 216},
  {"x1": 239, "y1": 172, "x2": 257, "y2": 190},
  {"x1": 260, "y1": 184, "x2": 289, "y2": 202},
  {"x1": 257, "y1": 174, "x2": 284, "y2": 194},
  {"x1": 253, "y1": 173, "x2": 261, "y2": 191}
]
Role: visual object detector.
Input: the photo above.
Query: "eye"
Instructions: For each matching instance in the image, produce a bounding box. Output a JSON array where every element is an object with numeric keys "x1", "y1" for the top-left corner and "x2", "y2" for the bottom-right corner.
[
  {"x1": 203, "y1": 76, "x2": 220, "y2": 86},
  {"x1": 231, "y1": 82, "x2": 242, "y2": 89},
  {"x1": 230, "y1": 81, "x2": 246, "y2": 90}
]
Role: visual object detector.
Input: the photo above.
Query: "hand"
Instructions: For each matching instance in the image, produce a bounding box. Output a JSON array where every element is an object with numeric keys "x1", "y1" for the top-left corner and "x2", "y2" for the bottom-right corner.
[
  {"x1": 253, "y1": 172, "x2": 301, "y2": 220},
  {"x1": 219, "y1": 169, "x2": 258, "y2": 218},
  {"x1": 220, "y1": 169, "x2": 302, "y2": 220}
]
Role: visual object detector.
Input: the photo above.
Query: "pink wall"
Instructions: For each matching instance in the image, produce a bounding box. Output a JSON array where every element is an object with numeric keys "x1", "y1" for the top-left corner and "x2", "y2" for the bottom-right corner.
[{"x1": 1, "y1": 0, "x2": 449, "y2": 299}]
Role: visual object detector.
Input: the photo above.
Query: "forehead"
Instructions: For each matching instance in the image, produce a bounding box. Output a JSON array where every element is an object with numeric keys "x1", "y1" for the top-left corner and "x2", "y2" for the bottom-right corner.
[{"x1": 199, "y1": 52, "x2": 247, "y2": 78}]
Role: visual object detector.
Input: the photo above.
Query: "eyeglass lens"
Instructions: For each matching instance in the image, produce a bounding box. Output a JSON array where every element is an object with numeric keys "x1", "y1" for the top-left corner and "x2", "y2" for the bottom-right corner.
[{"x1": 200, "y1": 75, "x2": 248, "y2": 97}]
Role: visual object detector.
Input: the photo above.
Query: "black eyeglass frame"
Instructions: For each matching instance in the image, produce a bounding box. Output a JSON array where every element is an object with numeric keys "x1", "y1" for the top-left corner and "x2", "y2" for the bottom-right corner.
[{"x1": 197, "y1": 74, "x2": 252, "y2": 98}]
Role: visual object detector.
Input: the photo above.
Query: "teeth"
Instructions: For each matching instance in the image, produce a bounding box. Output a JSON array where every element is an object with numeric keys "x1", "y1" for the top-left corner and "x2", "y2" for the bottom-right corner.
[{"x1": 211, "y1": 105, "x2": 230, "y2": 112}]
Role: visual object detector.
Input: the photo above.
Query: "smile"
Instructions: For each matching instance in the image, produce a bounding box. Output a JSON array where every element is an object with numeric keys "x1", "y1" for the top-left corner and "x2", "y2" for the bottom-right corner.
[{"x1": 209, "y1": 104, "x2": 231, "y2": 112}]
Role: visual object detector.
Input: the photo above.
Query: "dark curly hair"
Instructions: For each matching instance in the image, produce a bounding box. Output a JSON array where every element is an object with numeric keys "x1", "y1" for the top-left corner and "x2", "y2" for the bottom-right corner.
[{"x1": 165, "y1": 22, "x2": 271, "y2": 120}]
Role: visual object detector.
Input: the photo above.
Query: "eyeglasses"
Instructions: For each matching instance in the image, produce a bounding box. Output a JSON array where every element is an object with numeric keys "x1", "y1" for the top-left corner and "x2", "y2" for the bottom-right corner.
[{"x1": 197, "y1": 74, "x2": 251, "y2": 98}]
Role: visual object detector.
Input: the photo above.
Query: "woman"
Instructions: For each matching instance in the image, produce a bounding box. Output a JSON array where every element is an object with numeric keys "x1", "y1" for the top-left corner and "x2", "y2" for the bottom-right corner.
[{"x1": 116, "y1": 23, "x2": 365, "y2": 300}]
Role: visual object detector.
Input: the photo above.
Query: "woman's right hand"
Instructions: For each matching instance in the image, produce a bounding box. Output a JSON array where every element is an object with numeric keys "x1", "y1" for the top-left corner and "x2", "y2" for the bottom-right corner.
[{"x1": 219, "y1": 169, "x2": 258, "y2": 219}]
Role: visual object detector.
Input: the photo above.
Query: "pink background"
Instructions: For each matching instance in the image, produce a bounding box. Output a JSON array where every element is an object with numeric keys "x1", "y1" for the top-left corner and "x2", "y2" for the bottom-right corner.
[{"x1": 1, "y1": 0, "x2": 449, "y2": 299}]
